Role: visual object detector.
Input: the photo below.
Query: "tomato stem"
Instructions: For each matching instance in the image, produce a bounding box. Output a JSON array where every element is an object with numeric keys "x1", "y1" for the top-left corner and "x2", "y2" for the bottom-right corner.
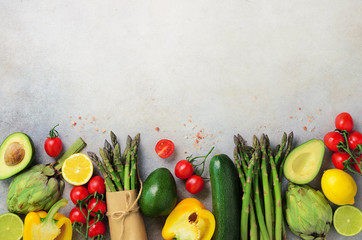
[
  {"x1": 49, "y1": 124, "x2": 60, "y2": 139},
  {"x1": 186, "y1": 146, "x2": 214, "y2": 176}
]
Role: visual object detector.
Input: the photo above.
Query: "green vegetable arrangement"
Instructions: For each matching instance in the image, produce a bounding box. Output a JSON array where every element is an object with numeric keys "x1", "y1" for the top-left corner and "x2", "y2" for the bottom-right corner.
[
  {"x1": 233, "y1": 132, "x2": 293, "y2": 240},
  {"x1": 87, "y1": 131, "x2": 140, "y2": 192}
]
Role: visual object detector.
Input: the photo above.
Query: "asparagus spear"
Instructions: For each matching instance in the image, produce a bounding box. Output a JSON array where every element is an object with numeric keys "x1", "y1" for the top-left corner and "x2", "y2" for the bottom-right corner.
[
  {"x1": 99, "y1": 148, "x2": 123, "y2": 191},
  {"x1": 278, "y1": 132, "x2": 294, "y2": 178},
  {"x1": 241, "y1": 136, "x2": 260, "y2": 240},
  {"x1": 130, "y1": 133, "x2": 140, "y2": 190},
  {"x1": 234, "y1": 145, "x2": 258, "y2": 240},
  {"x1": 275, "y1": 132, "x2": 287, "y2": 166},
  {"x1": 254, "y1": 157, "x2": 270, "y2": 240},
  {"x1": 264, "y1": 137, "x2": 282, "y2": 240},
  {"x1": 103, "y1": 140, "x2": 113, "y2": 164},
  {"x1": 110, "y1": 131, "x2": 118, "y2": 148},
  {"x1": 113, "y1": 143, "x2": 124, "y2": 185},
  {"x1": 88, "y1": 152, "x2": 116, "y2": 192},
  {"x1": 260, "y1": 134, "x2": 273, "y2": 240},
  {"x1": 123, "y1": 135, "x2": 132, "y2": 190}
]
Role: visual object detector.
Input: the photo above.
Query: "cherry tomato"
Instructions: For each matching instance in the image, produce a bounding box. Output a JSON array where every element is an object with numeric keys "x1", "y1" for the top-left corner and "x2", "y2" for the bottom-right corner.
[
  {"x1": 348, "y1": 131, "x2": 362, "y2": 150},
  {"x1": 335, "y1": 112, "x2": 354, "y2": 132},
  {"x1": 87, "y1": 198, "x2": 107, "y2": 217},
  {"x1": 69, "y1": 207, "x2": 87, "y2": 224},
  {"x1": 88, "y1": 219, "x2": 106, "y2": 238},
  {"x1": 155, "y1": 139, "x2": 175, "y2": 159},
  {"x1": 353, "y1": 155, "x2": 362, "y2": 173},
  {"x1": 175, "y1": 160, "x2": 194, "y2": 179},
  {"x1": 324, "y1": 132, "x2": 344, "y2": 151},
  {"x1": 70, "y1": 186, "x2": 89, "y2": 204},
  {"x1": 44, "y1": 124, "x2": 63, "y2": 158},
  {"x1": 185, "y1": 175, "x2": 204, "y2": 194},
  {"x1": 331, "y1": 152, "x2": 350, "y2": 170},
  {"x1": 88, "y1": 176, "x2": 106, "y2": 195}
]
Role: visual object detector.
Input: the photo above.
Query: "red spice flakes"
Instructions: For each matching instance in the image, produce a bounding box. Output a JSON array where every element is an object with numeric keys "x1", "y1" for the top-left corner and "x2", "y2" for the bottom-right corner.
[
  {"x1": 184, "y1": 152, "x2": 187, "y2": 154},
  {"x1": 155, "y1": 127, "x2": 160, "y2": 131},
  {"x1": 78, "y1": 116, "x2": 82, "y2": 120},
  {"x1": 71, "y1": 121, "x2": 77, "y2": 126},
  {"x1": 69, "y1": 116, "x2": 72, "y2": 118},
  {"x1": 289, "y1": 116, "x2": 293, "y2": 119},
  {"x1": 188, "y1": 119, "x2": 192, "y2": 123},
  {"x1": 298, "y1": 107, "x2": 302, "y2": 110},
  {"x1": 183, "y1": 124, "x2": 186, "y2": 127},
  {"x1": 95, "y1": 128, "x2": 99, "y2": 132},
  {"x1": 101, "y1": 129, "x2": 106, "y2": 133},
  {"x1": 303, "y1": 126, "x2": 307, "y2": 131}
]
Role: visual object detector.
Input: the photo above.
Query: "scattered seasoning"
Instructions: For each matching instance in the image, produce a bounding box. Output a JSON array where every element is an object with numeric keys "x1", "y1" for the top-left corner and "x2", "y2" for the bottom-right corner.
[
  {"x1": 188, "y1": 119, "x2": 192, "y2": 123},
  {"x1": 95, "y1": 128, "x2": 99, "y2": 132},
  {"x1": 101, "y1": 129, "x2": 106, "y2": 133},
  {"x1": 303, "y1": 126, "x2": 307, "y2": 131},
  {"x1": 69, "y1": 116, "x2": 72, "y2": 118},
  {"x1": 155, "y1": 127, "x2": 160, "y2": 131},
  {"x1": 71, "y1": 121, "x2": 76, "y2": 126},
  {"x1": 183, "y1": 124, "x2": 186, "y2": 127},
  {"x1": 298, "y1": 107, "x2": 302, "y2": 110},
  {"x1": 78, "y1": 116, "x2": 82, "y2": 120},
  {"x1": 254, "y1": 96, "x2": 257, "y2": 99},
  {"x1": 106, "y1": 116, "x2": 110, "y2": 120},
  {"x1": 289, "y1": 116, "x2": 293, "y2": 119},
  {"x1": 184, "y1": 152, "x2": 187, "y2": 154}
]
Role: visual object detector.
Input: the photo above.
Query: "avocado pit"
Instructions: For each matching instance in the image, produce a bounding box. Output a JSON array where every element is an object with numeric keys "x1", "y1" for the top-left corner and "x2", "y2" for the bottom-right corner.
[{"x1": 4, "y1": 142, "x2": 25, "y2": 166}]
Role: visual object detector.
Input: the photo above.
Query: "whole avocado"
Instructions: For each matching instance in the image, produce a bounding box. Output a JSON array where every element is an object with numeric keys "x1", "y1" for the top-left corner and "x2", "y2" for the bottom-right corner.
[{"x1": 140, "y1": 168, "x2": 177, "y2": 218}]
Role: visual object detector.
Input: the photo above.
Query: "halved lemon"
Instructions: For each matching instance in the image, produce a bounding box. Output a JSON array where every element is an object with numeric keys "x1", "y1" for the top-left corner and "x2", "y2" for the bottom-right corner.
[{"x1": 62, "y1": 153, "x2": 93, "y2": 185}]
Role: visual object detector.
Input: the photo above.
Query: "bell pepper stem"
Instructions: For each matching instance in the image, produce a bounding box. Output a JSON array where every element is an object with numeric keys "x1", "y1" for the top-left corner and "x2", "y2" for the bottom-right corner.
[{"x1": 43, "y1": 199, "x2": 68, "y2": 224}]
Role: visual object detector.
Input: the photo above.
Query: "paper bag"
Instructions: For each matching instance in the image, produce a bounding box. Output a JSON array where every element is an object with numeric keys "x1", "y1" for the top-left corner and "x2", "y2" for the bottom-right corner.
[{"x1": 106, "y1": 190, "x2": 148, "y2": 240}]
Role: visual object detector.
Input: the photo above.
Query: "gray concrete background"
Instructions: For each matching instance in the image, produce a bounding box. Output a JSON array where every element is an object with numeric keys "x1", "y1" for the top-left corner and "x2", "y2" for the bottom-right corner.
[{"x1": 0, "y1": 0, "x2": 361, "y2": 239}]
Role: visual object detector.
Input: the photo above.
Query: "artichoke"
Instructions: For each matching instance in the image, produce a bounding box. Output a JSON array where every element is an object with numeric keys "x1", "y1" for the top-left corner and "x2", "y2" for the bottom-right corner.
[
  {"x1": 285, "y1": 183, "x2": 333, "y2": 240},
  {"x1": 7, "y1": 138, "x2": 86, "y2": 214}
]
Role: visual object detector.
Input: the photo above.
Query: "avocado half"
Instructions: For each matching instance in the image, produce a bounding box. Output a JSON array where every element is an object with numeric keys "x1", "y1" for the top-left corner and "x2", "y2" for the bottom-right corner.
[
  {"x1": 283, "y1": 139, "x2": 325, "y2": 184},
  {"x1": 0, "y1": 132, "x2": 34, "y2": 179}
]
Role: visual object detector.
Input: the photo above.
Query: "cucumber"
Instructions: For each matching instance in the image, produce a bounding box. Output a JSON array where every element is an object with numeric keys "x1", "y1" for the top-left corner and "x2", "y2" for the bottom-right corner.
[{"x1": 209, "y1": 154, "x2": 241, "y2": 240}]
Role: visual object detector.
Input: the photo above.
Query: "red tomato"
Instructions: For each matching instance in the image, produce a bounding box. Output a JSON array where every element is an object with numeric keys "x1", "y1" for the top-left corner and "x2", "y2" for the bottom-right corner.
[
  {"x1": 88, "y1": 176, "x2": 106, "y2": 195},
  {"x1": 324, "y1": 132, "x2": 344, "y2": 151},
  {"x1": 87, "y1": 198, "x2": 107, "y2": 217},
  {"x1": 70, "y1": 186, "x2": 89, "y2": 204},
  {"x1": 155, "y1": 139, "x2": 175, "y2": 158},
  {"x1": 69, "y1": 207, "x2": 87, "y2": 224},
  {"x1": 185, "y1": 175, "x2": 204, "y2": 194},
  {"x1": 331, "y1": 152, "x2": 350, "y2": 170},
  {"x1": 44, "y1": 124, "x2": 63, "y2": 157},
  {"x1": 175, "y1": 160, "x2": 194, "y2": 179},
  {"x1": 88, "y1": 220, "x2": 106, "y2": 238},
  {"x1": 335, "y1": 112, "x2": 354, "y2": 132},
  {"x1": 348, "y1": 131, "x2": 362, "y2": 150},
  {"x1": 353, "y1": 155, "x2": 362, "y2": 173}
]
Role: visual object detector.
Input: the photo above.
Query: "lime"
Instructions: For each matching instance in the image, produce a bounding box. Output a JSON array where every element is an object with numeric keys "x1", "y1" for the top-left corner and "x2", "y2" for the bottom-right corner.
[
  {"x1": 333, "y1": 205, "x2": 362, "y2": 236},
  {"x1": 0, "y1": 212, "x2": 24, "y2": 240}
]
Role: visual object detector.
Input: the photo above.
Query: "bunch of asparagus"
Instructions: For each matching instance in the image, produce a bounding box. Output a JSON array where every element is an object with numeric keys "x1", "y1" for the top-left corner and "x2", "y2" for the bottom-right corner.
[
  {"x1": 88, "y1": 132, "x2": 140, "y2": 192},
  {"x1": 234, "y1": 132, "x2": 293, "y2": 240}
]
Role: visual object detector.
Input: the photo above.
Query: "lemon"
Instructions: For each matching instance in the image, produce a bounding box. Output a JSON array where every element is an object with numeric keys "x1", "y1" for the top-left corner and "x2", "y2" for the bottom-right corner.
[
  {"x1": 62, "y1": 153, "x2": 93, "y2": 185},
  {"x1": 333, "y1": 205, "x2": 362, "y2": 236},
  {"x1": 321, "y1": 169, "x2": 357, "y2": 205},
  {"x1": 0, "y1": 212, "x2": 23, "y2": 240}
]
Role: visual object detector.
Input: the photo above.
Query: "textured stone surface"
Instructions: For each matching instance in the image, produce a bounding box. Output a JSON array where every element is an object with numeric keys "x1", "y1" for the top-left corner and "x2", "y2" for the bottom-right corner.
[{"x1": 0, "y1": 0, "x2": 361, "y2": 239}]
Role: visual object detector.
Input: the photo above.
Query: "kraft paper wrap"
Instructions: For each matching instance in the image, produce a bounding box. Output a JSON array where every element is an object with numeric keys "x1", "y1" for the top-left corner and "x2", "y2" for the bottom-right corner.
[{"x1": 106, "y1": 189, "x2": 147, "y2": 240}]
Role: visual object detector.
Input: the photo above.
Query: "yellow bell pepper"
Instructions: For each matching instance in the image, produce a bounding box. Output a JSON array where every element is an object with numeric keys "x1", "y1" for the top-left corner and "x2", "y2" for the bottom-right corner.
[
  {"x1": 23, "y1": 199, "x2": 72, "y2": 240},
  {"x1": 162, "y1": 198, "x2": 215, "y2": 240}
]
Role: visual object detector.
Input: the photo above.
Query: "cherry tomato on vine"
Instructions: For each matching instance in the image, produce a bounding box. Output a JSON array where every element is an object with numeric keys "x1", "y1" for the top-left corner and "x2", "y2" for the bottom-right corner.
[
  {"x1": 87, "y1": 198, "x2": 107, "y2": 217},
  {"x1": 186, "y1": 175, "x2": 204, "y2": 194},
  {"x1": 324, "y1": 132, "x2": 344, "y2": 151},
  {"x1": 331, "y1": 152, "x2": 350, "y2": 170},
  {"x1": 335, "y1": 112, "x2": 354, "y2": 132},
  {"x1": 70, "y1": 186, "x2": 89, "y2": 204},
  {"x1": 175, "y1": 160, "x2": 194, "y2": 179},
  {"x1": 88, "y1": 220, "x2": 106, "y2": 238},
  {"x1": 348, "y1": 131, "x2": 362, "y2": 150},
  {"x1": 155, "y1": 139, "x2": 175, "y2": 158},
  {"x1": 69, "y1": 206, "x2": 87, "y2": 224},
  {"x1": 88, "y1": 176, "x2": 106, "y2": 195},
  {"x1": 353, "y1": 155, "x2": 362, "y2": 174},
  {"x1": 44, "y1": 124, "x2": 63, "y2": 157}
]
